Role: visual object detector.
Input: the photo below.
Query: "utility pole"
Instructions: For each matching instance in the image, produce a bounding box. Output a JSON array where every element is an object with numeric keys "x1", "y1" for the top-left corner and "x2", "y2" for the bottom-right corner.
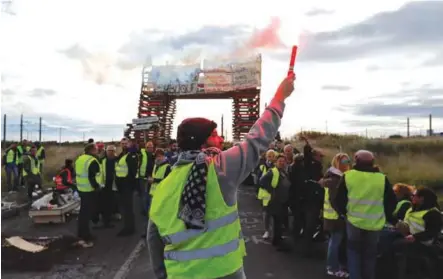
[
  {"x1": 2, "y1": 114, "x2": 6, "y2": 149},
  {"x1": 365, "y1": 128, "x2": 368, "y2": 138},
  {"x1": 221, "y1": 114, "x2": 224, "y2": 137},
  {"x1": 429, "y1": 114, "x2": 433, "y2": 136},
  {"x1": 20, "y1": 114, "x2": 23, "y2": 141},
  {"x1": 39, "y1": 117, "x2": 42, "y2": 142},
  {"x1": 325, "y1": 121, "x2": 328, "y2": 134},
  {"x1": 59, "y1": 127, "x2": 62, "y2": 145},
  {"x1": 83, "y1": 132, "x2": 85, "y2": 142},
  {"x1": 407, "y1": 117, "x2": 410, "y2": 137}
]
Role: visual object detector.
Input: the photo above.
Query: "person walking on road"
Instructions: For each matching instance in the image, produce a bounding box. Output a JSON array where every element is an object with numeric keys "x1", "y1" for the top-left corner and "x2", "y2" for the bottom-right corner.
[
  {"x1": 148, "y1": 148, "x2": 171, "y2": 197},
  {"x1": 333, "y1": 150, "x2": 396, "y2": 279},
  {"x1": 75, "y1": 143, "x2": 102, "y2": 248},
  {"x1": 115, "y1": 139, "x2": 139, "y2": 237},
  {"x1": 147, "y1": 74, "x2": 295, "y2": 279},
  {"x1": 35, "y1": 142, "x2": 46, "y2": 174}
]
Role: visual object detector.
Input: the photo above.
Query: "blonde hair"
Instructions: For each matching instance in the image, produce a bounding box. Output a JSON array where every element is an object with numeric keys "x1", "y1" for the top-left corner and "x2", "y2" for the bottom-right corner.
[
  {"x1": 331, "y1": 153, "x2": 351, "y2": 169},
  {"x1": 266, "y1": 149, "x2": 276, "y2": 157}
]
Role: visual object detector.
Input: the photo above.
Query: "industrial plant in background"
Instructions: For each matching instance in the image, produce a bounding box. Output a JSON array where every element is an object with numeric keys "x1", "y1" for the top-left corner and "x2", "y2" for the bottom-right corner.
[{"x1": 124, "y1": 55, "x2": 262, "y2": 146}]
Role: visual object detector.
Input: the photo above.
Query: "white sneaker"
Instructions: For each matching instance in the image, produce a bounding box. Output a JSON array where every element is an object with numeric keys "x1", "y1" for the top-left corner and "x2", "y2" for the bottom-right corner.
[
  {"x1": 327, "y1": 269, "x2": 348, "y2": 278},
  {"x1": 262, "y1": 231, "x2": 270, "y2": 239}
]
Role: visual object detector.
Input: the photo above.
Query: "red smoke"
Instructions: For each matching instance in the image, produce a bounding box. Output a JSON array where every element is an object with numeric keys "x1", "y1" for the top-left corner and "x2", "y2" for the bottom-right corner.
[{"x1": 246, "y1": 17, "x2": 285, "y2": 50}]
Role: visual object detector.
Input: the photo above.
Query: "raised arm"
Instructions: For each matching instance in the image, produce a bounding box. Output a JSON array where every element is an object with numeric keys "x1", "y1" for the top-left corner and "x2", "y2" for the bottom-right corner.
[{"x1": 214, "y1": 74, "x2": 295, "y2": 206}]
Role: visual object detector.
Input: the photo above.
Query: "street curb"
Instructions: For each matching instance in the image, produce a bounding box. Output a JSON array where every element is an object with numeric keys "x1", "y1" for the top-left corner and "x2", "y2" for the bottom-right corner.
[{"x1": 112, "y1": 239, "x2": 146, "y2": 279}]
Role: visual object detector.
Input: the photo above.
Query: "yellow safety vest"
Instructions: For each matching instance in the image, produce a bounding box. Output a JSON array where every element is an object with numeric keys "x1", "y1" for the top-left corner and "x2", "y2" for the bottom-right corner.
[
  {"x1": 149, "y1": 163, "x2": 170, "y2": 196},
  {"x1": 101, "y1": 158, "x2": 118, "y2": 191},
  {"x1": 150, "y1": 161, "x2": 246, "y2": 279},
  {"x1": 260, "y1": 168, "x2": 279, "y2": 207},
  {"x1": 25, "y1": 146, "x2": 31, "y2": 152},
  {"x1": 345, "y1": 170, "x2": 386, "y2": 231},
  {"x1": 36, "y1": 146, "x2": 45, "y2": 163},
  {"x1": 393, "y1": 200, "x2": 411, "y2": 217},
  {"x1": 75, "y1": 154, "x2": 100, "y2": 192},
  {"x1": 115, "y1": 154, "x2": 129, "y2": 178},
  {"x1": 257, "y1": 164, "x2": 269, "y2": 200},
  {"x1": 404, "y1": 207, "x2": 439, "y2": 235},
  {"x1": 23, "y1": 155, "x2": 40, "y2": 176},
  {"x1": 324, "y1": 188, "x2": 339, "y2": 220},
  {"x1": 6, "y1": 149, "x2": 15, "y2": 163},
  {"x1": 16, "y1": 145, "x2": 23, "y2": 164},
  {"x1": 139, "y1": 149, "x2": 148, "y2": 178}
]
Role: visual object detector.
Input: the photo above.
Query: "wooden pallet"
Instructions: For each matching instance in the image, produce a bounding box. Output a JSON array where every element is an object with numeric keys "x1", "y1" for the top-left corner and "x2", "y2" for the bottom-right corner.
[{"x1": 28, "y1": 200, "x2": 80, "y2": 224}]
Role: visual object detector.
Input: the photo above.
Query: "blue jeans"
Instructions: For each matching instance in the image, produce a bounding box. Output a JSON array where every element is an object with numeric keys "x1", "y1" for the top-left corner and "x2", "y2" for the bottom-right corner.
[
  {"x1": 327, "y1": 230, "x2": 344, "y2": 271},
  {"x1": 5, "y1": 164, "x2": 18, "y2": 191},
  {"x1": 346, "y1": 222, "x2": 380, "y2": 279}
]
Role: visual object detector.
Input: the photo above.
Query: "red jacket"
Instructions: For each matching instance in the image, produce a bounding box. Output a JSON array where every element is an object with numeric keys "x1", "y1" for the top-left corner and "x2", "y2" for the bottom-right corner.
[{"x1": 54, "y1": 168, "x2": 73, "y2": 190}]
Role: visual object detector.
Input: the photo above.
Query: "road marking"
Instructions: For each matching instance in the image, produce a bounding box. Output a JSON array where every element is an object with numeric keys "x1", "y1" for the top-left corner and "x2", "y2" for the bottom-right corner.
[{"x1": 112, "y1": 239, "x2": 145, "y2": 279}]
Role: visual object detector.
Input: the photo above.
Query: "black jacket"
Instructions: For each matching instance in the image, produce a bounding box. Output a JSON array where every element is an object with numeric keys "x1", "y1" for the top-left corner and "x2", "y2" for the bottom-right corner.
[
  {"x1": 303, "y1": 144, "x2": 323, "y2": 181},
  {"x1": 88, "y1": 160, "x2": 101, "y2": 190}
]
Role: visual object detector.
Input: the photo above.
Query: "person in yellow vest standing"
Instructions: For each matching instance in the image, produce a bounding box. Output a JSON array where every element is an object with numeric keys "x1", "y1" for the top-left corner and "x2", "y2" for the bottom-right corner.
[
  {"x1": 16, "y1": 141, "x2": 25, "y2": 186},
  {"x1": 259, "y1": 155, "x2": 291, "y2": 250},
  {"x1": 147, "y1": 74, "x2": 295, "y2": 279},
  {"x1": 148, "y1": 148, "x2": 171, "y2": 198},
  {"x1": 97, "y1": 145, "x2": 118, "y2": 229},
  {"x1": 3, "y1": 143, "x2": 19, "y2": 192},
  {"x1": 35, "y1": 142, "x2": 46, "y2": 174},
  {"x1": 137, "y1": 141, "x2": 149, "y2": 215},
  {"x1": 320, "y1": 153, "x2": 351, "y2": 278},
  {"x1": 115, "y1": 138, "x2": 139, "y2": 237},
  {"x1": 333, "y1": 150, "x2": 397, "y2": 279},
  {"x1": 75, "y1": 143, "x2": 102, "y2": 248},
  {"x1": 257, "y1": 149, "x2": 275, "y2": 239},
  {"x1": 22, "y1": 145, "x2": 42, "y2": 201}
]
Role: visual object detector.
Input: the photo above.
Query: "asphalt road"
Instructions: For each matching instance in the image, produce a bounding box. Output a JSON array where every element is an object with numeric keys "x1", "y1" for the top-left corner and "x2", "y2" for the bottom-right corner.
[{"x1": 2, "y1": 187, "x2": 327, "y2": 279}]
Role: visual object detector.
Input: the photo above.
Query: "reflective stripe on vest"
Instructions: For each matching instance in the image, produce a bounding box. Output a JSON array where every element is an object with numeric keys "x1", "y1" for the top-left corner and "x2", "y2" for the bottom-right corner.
[
  {"x1": 393, "y1": 200, "x2": 411, "y2": 216},
  {"x1": 164, "y1": 238, "x2": 240, "y2": 261},
  {"x1": 115, "y1": 154, "x2": 129, "y2": 177},
  {"x1": 23, "y1": 155, "x2": 40, "y2": 176},
  {"x1": 261, "y1": 168, "x2": 279, "y2": 207},
  {"x1": 149, "y1": 163, "x2": 169, "y2": 196},
  {"x1": 404, "y1": 207, "x2": 439, "y2": 235},
  {"x1": 139, "y1": 149, "x2": 148, "y2": 177},
  {"x1": 345, "y1": 170, "x2": 386, "y2": 231},
  {"x1": 75, "y1": 154, "x2": 98, "y2": 192},
  {"x1": 162, "y1": 211, "x2": 239, "y2": 244},
  {"x1": 150, "y1": 161, "x2": 245, "y2": 279},
  {"x1": 324, "y1": 188, "x2": 339, "y2": 220}
]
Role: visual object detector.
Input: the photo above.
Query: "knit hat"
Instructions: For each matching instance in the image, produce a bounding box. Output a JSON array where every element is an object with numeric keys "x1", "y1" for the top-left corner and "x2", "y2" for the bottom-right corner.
[{"x1": 177, "y1": 118, "x2": 217, "y2": 151}]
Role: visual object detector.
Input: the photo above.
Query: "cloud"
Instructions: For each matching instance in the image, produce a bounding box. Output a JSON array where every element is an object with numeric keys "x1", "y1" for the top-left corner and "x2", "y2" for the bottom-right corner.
[
  {"x1": 116, "y1": 25, "x2": 250, "y2": 70},
  {"x1": 58, "y1": 44, "x2": 126, "y2": 86},
  {"x1": 321, "y1": 85, "x2": 352, "y2": 91},
  {"x1": 305, "y1": 8, "x2": 334, "y2": 17},
  {"x1": 296, "y1": 1, "x2": 443, "y2": 63},
  {"x1": 2, "y1": 88, "x2": 15, "y2": 96},
  {"x1": 366, "y1": 65, "x2": 380, "y2": 72},
  {"x1": 421, "y1": 51, "x2": 443, "y2": 67},
  {"x1": 29, "y1": 88, "x2": 57, "y2": 98},
  {"x1": 342, "y1": 118, "x2": 405, "y2": 128},
  {"x1": 343, "y1": 85, "x2": 443, "y2": 118}
]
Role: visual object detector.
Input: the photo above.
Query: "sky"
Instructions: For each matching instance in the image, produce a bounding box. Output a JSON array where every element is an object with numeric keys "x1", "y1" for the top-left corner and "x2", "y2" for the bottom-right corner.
[{"x1": 1, "y1": 0, "x2": 443, "y2": 142}]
